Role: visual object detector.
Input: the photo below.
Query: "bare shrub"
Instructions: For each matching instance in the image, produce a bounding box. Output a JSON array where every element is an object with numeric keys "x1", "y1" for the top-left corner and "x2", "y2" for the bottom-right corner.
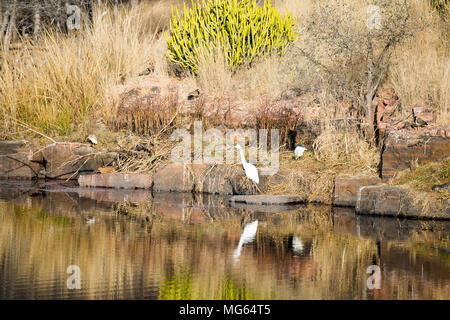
[{"x1": 299, "y1": 0, "x2": 415, "y2": 140}]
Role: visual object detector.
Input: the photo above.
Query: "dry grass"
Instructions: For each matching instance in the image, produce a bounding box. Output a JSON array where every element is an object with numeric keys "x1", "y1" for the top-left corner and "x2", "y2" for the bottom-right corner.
[
  {"x1": 387, "y1": 0, "x2": 450, "y2": 124},
  {"x1": 0, "y1": 2, "x2": 180, "y2": 137},
  {"x1": 312, "y1": 123, "x2": 379, "y2": 172},
  {"x1": 264, "y1": 119, "x2": 379, "y2": 202},
  {"x1": 391, "y1": 158, "x2": 450, "y2": 199}
]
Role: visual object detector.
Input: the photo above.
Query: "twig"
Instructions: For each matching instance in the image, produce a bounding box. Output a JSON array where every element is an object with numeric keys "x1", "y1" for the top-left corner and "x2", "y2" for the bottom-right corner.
[
  {"x1": 15, "y1": 120, "x2": 56, "y2": 143},
  {"x1": 65, "y1": 157, "x2": 90, "y2": 182}
]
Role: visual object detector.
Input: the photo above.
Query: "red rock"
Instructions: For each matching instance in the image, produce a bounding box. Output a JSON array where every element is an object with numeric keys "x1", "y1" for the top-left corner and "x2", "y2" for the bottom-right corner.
[
  {"x1": 152, "y1": 163, "x2": 255, "y2": 195},
  {"x1": 412, "y1": 103, "x2": 424, "y2": 114},
  {"x1": 333, "y1": 176, "x2": 381, "y2": 207},
  {"x1": 415, "y1": 112, "x2": 434, "y2": 123},
  {"x1": 0, "y1": 140, "x2": 41, "y2": 179},
  {"x1": 32, "y1": 143, "x2": 116, "y2": 179},
  {"x1": 381, "y1": 132, "x2": 450, "y2": 179},
  {"x1": 152, "y1": 163, "x2": 197, "y2": 192},
  {"x1": 98, "y1": 167, "x2": 116, "y2": 173},
  {"x1": 356, "y1": 185, "x2": 449, "y2": 219}
]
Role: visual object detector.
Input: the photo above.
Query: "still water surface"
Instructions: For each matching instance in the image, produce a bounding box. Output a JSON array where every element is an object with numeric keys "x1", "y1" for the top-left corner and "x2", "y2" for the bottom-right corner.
[{"x1": 0, "y1": 182, "x2": 448, "y2": 299}]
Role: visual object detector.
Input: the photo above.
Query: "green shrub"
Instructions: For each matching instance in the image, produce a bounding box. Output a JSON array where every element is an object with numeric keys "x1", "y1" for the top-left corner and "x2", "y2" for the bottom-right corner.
[{"x1": 166, "y1": 0, "x2": 297, "y2": 73}]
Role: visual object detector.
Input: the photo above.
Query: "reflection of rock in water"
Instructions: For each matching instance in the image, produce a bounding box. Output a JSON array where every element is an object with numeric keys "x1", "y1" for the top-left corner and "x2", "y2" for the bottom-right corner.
[
  {"x1": 233, "y1": 220, "x2": 258, "y2": 262},
  {"x1": 333, "y1": 206, "x2": 450, "y2": 241}
]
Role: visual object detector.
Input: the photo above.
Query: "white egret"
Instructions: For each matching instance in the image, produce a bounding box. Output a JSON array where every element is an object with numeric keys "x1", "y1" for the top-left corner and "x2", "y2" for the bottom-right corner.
[
  {"x1": 235, "y1": 144, "x2": 259, "y2": 184},
  {"x1": 294, "y1": 144, "x2": 307, "y2": 160},
  {"x1": 233, "y1": 220, "x2": 258, "y2": 261}
]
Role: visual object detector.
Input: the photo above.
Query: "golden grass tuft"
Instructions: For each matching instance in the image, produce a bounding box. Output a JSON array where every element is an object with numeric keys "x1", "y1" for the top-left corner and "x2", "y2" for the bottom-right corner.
[
  {"x1": 0, "y1": 3, "x2": 162, "y2": 136},
  {"x1": 387, "y1": 0, "x2": 450, "y2": 123},
  {"x1": 391, "y1": 158, "x2": 450, "y2": 199},
  {"x1": 312, "y1": 123, "x2": 379, "y2": 173}
]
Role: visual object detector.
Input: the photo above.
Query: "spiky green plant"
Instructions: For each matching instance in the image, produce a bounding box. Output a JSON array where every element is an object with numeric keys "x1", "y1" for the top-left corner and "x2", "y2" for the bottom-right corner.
[{"x1": 166, "y1": 0, "x2": 297, "y2": 73}]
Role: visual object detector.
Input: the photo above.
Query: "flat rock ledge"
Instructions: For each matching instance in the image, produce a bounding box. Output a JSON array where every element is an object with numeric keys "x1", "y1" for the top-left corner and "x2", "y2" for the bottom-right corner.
[
  {"x1": 356, "y1": 185, "x2": 449, "y2": 220},
  {"x1": 228, "y1": 195, "x2": 306, "y2": 205}
]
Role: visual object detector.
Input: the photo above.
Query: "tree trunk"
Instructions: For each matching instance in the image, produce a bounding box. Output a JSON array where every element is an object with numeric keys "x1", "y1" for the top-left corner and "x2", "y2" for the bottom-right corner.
[
  {"x1": 0, "y1": 9, "x2": 9, "y2": 43},
  {"x1": 365, "y1": 32, "x2": 375, "y2": 142},
  {"x1": 4, "y1": 0, "x2": 17, "y2": 51},
  {"x1": 33, "y1": 5, "x2": 41, "y2": 40}
]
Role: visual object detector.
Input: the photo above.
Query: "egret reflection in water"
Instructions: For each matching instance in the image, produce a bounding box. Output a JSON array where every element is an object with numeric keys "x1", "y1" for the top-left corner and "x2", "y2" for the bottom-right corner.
[
  {"x1": 292, "y1": 235, "x2": 304, "y2": 256},
  {"x1": 233, "y1": 220, "x2": 258, "y2": 262}
]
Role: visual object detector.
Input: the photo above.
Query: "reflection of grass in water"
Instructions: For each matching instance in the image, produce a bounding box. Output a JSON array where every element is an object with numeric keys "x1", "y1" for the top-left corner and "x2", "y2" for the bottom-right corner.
[
  {"x1": 158, "y1": 269, "x2": 255, "y2": 300},
  {"x1": 216, "y1": 276, "x2": 255, "y2": 300},
  {"x1": 159, "y1": 269, "x2": 193, "y2": 300},
  {"x1": 13, "y1": 204, "x2": 70, "y2": 227},
  {"x1": 1, "y1": 198, "x2": 449, "y2": 299},
  {"x1": 390, "y1": 229, "x2": 450, "y2": 263}
]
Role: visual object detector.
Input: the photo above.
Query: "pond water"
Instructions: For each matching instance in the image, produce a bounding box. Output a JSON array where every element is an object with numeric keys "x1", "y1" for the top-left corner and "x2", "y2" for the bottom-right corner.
[{"x1": 0, "y1": 181, "x2": 448, "y2": 300}]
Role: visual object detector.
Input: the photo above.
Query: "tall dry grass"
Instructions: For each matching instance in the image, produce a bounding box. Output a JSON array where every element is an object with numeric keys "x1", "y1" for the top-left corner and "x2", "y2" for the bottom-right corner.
[
  {"x1": 0, "y1": 2, "x2": 182, "y2": 137},
  {"x1": 387, "y1": 0, "x2": 450, "y2": 123}
]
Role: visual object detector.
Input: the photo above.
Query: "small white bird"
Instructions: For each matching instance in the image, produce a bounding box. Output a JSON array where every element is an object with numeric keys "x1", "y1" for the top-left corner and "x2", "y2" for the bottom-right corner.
[
  {"x1": 233, "y1": 220, "x2": 258, "y2": 261},
  {"x1": 87, "y1": 134, "x2": 98, "y2": 145},
  {"x1": 294, "y1": 144, "x2": 307, "y2": 160},
  {"x1": 235, "y1": 144, "x2": 259, "y2": 184}
]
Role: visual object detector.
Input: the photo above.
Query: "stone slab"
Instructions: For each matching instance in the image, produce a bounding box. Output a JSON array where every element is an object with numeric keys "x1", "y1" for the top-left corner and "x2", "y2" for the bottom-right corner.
[
  {"x1": 228, "y1": 195, "x2": 306, "y2": 205},
  {"x1": 333, "y1": 176, "x2": 381, "y2": 207}
]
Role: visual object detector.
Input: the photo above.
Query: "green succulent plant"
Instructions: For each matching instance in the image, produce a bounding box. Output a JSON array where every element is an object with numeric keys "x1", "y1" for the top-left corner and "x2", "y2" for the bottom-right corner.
[{"x1": 166, "y1": 0, "x2": 297, "y2": 74}]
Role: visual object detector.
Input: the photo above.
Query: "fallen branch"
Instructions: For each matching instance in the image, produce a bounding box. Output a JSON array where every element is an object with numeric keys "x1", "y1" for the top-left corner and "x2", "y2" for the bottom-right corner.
[{"x1": 15, "y1": 120, "x2": 57, "y2": 143}]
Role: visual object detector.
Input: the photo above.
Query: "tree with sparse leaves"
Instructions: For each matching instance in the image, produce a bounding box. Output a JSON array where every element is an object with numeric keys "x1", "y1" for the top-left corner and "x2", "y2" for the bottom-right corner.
[{"x1": 299, "y1": 0, "x2": 414, "y2": 141}]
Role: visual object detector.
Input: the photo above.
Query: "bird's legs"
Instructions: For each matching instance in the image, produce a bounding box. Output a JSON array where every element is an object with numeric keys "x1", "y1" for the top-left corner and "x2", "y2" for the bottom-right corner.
[{"x1": 253, "y1": 182, "x2": 262, "y2": 194}]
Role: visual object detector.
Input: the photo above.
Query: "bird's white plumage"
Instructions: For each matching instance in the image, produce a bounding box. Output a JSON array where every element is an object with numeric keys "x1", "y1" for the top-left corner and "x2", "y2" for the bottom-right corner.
[
  {"x1": 87, "y1": 134, "x2": 98, "y2": 145},
  {"x1": 233, "y1": 220, "x2": 258, "y2": 260},
  {"x1": 294, "y1": 145, "x2": 307, "y2": 160},
  {"x1": 235, "y1": 145, "x2": 259, "y2": 184}
]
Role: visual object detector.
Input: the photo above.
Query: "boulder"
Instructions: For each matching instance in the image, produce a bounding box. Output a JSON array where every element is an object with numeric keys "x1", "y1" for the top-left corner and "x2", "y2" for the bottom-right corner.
[
  {"x1": 152, "y1": 163, "x2": 196, "y2": 192},
  {"x1": 381, "y1": 131, "x2": 450, "y2": 179},
  {"x1": 152, "y1": 163, "x2": 255, "y2": 195},
  {"x1": 0, "y1": 140, "x2": 41, "y2": 179},
  {"x1": 32, "y1": 143, "x2": 117, "y2": 179},
  {"x1": 412, "y1": 105, "x2": 434, "y2": 125},
  {"x1": 355, "y1": 185, "x2": 449, "y2": 220},
  {"x1": 333, "y1": 176, "x2": 381, "y2": 207}
]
